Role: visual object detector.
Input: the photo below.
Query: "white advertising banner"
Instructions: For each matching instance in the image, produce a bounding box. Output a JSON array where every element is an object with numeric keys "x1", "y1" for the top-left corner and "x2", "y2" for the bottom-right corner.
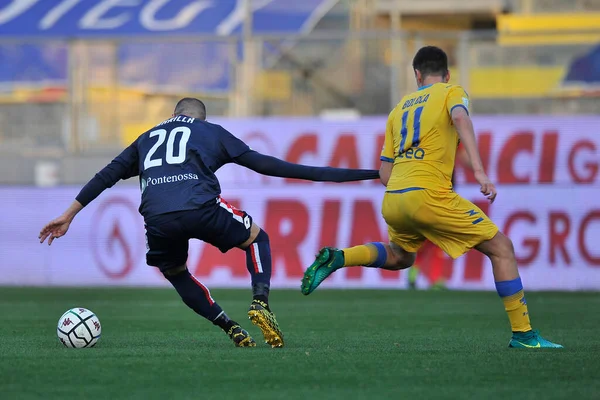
[{"x1": 1, "y1": 116, "x2": 598, "y2": 290}]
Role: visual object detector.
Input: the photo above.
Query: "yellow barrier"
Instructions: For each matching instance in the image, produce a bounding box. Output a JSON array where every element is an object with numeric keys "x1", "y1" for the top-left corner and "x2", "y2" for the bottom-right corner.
[
  {"x1": 498, "y1": 13, "x2": 600, "y2": 32},
  {"x1": 497, "y1": 13, "x2": 600, "y2": 45},
  {"x1": 452, "y1": 66, "x2": 565, "y2": 98}
]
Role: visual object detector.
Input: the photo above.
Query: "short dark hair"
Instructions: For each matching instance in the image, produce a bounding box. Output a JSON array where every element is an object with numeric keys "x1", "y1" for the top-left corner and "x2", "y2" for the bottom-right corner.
[
  {"x1": 412, "y1": 46, "x2": 449, "y2": 78},
  {"x1": 174, "y1": 97, "x2": 207, "y2": 120}
]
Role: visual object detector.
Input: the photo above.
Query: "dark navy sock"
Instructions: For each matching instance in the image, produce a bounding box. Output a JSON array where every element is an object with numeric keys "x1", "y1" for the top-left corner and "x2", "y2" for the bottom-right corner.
[
  {"x1": 164, "y1": 269, "x2": 224, "y2": 322},
  {"x1": 245, "y1": 230, "x2": 272, "y2": 303},
  {"x1": 212, "y1": 312, "x2": 238, "y2": 332}
]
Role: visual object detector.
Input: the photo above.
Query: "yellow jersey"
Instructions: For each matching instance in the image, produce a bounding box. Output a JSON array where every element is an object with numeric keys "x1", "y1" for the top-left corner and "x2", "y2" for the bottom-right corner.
[{"x1": 381, "y1": 82, "x2": 470, "y2": 192}]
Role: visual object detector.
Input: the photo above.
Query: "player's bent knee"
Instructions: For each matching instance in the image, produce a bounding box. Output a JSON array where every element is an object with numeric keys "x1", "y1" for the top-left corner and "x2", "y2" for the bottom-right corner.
[
  {"x1": 492, "y1": 232, "x2": 515, "y2": 257},
  {"x1": 403, "y1": 252, "x2": 417, "y2": 268},
  {"x1": 477, "y1": 232, "x2": 516, "y2": 262},
  {"x1": 387, "y1": 243, "x2": 416, "y2": 270},
  {"x1": 238, "y1": 223, "x2": 262, "y2": 249},
  {"x1": 394, "y1": 252, "x2": 416, "y2": 270}
]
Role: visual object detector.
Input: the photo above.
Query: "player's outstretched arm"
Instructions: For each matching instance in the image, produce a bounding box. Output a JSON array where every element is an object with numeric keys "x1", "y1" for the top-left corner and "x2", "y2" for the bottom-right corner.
[
  {"x1": 451, "y1": 107, "x2": 496, "y2": 202},
  {"x1": 39, "y1": 144, "x2": 139, "y2": 245},
  {"x1": 234, "y1": 150, "x2": 379, "y2": 182}
]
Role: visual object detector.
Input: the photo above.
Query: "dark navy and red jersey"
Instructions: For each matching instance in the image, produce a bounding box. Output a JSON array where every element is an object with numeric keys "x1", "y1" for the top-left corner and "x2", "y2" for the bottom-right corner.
[
  {"x1": 76, "y1": 115, "x2": 380, "y2": 220},
  {"x1": 77, "y1": 116, "x2": 249, "y2": 218}
]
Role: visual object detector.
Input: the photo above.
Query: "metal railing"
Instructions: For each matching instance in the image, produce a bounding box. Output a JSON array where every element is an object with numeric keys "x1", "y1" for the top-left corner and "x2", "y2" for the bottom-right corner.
[{"x1": 0, "y1": 29, "x2": 598, "y2": 156}]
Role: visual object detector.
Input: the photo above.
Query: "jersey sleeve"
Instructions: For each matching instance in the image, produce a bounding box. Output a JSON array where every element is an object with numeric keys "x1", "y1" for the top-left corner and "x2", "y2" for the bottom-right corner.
[
  {"x1": 380, "y1": 110, "x2": 395, "y2": 163},
  {"x1": 235, "y1": 151, "x2": 379, "y2": 182},
  {"x1": 218, "y1": 125, "x2": 251, "y2": 160},
  {"x1": 446, "y1": 85, "x2": 470, "y2": 117}
]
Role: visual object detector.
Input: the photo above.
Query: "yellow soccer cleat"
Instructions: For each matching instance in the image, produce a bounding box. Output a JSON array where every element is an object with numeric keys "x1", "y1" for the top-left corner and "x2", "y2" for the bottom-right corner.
[{"x1": 248, "y1": 300, "x2": 284, "y2": 348}]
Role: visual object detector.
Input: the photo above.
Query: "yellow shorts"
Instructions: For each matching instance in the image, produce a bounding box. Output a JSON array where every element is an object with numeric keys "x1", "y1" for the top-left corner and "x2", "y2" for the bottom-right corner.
[{"x1": 382, "y1": 188, "x2": 499, "y2": 259}]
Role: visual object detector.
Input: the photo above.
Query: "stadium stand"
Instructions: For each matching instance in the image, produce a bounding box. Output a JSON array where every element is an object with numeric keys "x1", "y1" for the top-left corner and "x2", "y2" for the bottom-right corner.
[{"x1": 0, "y1": 0, "x2": 599, "y2": 182}]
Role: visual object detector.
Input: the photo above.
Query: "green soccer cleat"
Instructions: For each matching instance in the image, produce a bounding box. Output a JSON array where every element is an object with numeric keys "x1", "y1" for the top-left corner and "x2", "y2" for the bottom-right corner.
[
  {"x1": 227, "y1": 325, "x2": 256, "y2": 347},
  {"x1": 301, "y1": 247, "x2": 344, "y2": 295},
  {"x1": 509, "y1": 330, "x2": 563, "y2": 349}
]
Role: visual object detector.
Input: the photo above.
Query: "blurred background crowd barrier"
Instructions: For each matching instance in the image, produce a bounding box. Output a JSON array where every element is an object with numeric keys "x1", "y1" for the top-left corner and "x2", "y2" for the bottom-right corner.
[{"x1": 1, "y1": 0, "x2": 599, "y2": 182}]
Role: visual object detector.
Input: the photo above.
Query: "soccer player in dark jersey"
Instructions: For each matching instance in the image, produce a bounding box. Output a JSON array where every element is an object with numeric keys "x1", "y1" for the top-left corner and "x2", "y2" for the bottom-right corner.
[{"x1": 39, "y1": 98, "x2": 379, "y2": 348}]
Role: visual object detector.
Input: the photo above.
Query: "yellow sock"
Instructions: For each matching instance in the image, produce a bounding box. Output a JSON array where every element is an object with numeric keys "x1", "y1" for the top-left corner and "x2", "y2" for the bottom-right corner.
[
  {"x1": 502, "y1": 290, "x2": 532, "y2": 332},
  {"x1": 496, "y1": 278, "x2": 532, "y2": 332},
  {"x1": 342, "y1": 243, "x2": 387, "y2": 267}
]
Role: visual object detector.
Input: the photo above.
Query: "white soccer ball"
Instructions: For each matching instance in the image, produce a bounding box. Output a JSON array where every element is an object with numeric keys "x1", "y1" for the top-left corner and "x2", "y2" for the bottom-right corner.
[{"x1": 57, "y1": 307, "x2": 102, "y2": 348}]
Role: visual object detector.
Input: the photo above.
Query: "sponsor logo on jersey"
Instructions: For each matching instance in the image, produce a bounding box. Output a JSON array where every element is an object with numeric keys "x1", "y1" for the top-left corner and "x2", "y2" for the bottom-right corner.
[
  {"x1": 142, "y1": 173, "x2": 200, "y2": 192},
  {"x1": 398, "y1": 147, "x2": 426, "y2": 160},
  {"x1": 462, "y1": 97, "x2": 469, "y2": 108}
]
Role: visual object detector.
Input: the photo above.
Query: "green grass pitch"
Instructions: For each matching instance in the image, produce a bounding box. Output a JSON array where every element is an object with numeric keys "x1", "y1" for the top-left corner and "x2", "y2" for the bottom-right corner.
[{"x1": 0, "y1": 288, "x2": 598, "y2": 400}]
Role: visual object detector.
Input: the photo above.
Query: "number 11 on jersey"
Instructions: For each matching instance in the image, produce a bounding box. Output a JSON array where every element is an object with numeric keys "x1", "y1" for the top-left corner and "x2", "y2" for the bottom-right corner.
[{"x1": 399, "y1": 106, "x2": 424, "y2": 155}]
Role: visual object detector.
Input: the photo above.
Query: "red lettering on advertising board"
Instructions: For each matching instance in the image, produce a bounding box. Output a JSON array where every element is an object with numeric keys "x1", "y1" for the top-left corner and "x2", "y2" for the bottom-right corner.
[
  {"x1": 319, "y1": 200, "x2": 341, "y2": 249},
  {"x1": 549, "y1": 212, "x2": 571, "y2": 265},
  {"x1": 453, "y1": 130, "x2": 599, "y2": 185},
  {"x1": 501, "y1": 209, "x2": 599, "y2": 267},
  {"x1": 580, "y1": 211, "x2": 600, "y2": 266},
  {"x1": 194, "y1": 243, "x2": 247, "y2": 278},
  {"x1": 504, "y1": 211, "x2": 538, "y2": 266},
  {"x1": 569, "y1": 141, "x2": 598, "y2": 184},
  {"x1": 539, "y1": 132, "x2": 558, "y2": 183},
  {"x1": 264, "y1": 200, "x2": 309, "y2": 278},
  {"x1": 498, "y1": 132, "x2": 534, "y2": 184}
]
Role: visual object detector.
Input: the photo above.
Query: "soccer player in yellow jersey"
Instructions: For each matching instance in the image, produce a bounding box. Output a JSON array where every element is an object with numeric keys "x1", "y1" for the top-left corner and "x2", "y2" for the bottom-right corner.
[{"x1": 301, "y1": 46, "x2": 562, "y2": 348}]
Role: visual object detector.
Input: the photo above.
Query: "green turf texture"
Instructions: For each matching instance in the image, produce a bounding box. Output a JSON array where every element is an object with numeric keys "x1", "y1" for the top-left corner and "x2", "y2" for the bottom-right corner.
[{"x1": 0, "y1": 288, "x2": 598, "y2": 400}]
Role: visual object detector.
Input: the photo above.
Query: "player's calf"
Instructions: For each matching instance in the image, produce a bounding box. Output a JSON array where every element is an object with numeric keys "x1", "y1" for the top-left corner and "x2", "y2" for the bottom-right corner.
[
  {"x1": 240, "y1": 227, "x2": 285, "y2": 347},
  {"x1": 476, "y1": 232, "x2": 518, "y2": 282},
  {"x1": 301, "y1": 243, "x2": 416, "y2": 295},
  {"x1": 343, "y1": 242, "x2": 415, "y2": 270},
  {"x1": 477, "y1": 233, "x2": 531, "y2": 333},
  {"x1": 242, "y1": 228, "x2": 272, "y2": 305},
  {"x1": 476, "y1": 233, "x2": 563, "y2": 348},
  {"x1": 163, "y1": 266, "x2": 256, "y2": 346}
]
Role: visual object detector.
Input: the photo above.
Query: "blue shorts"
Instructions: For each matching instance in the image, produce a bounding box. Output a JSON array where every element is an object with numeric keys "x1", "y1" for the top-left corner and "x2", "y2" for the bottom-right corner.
[{"x1": 144, "y1": 197, "x2": 253, "y2": 272}]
